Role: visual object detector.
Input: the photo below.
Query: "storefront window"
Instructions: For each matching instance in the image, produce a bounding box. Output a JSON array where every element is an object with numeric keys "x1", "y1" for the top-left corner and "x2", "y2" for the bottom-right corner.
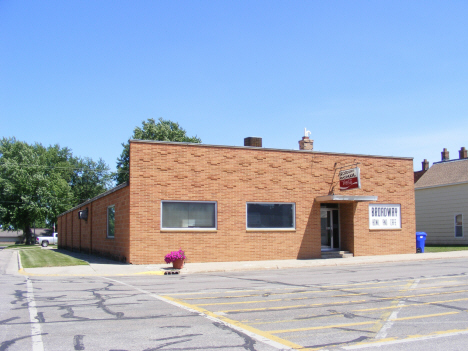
[
  {"x1": 246, "y1": 203, "x2": 295, "y2": 229},
  {"x1": 161, "y1": 201, "x2": 217, "y2": 229}
]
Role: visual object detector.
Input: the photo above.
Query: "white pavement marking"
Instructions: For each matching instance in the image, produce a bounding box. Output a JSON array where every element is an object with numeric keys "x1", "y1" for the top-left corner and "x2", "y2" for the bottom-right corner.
[
  {"x1": 26, "y1": 278, "x2": 44, "y2": 351},
  {"x1": 374, "y1": 279, "x2": 420, "y2": 339},
  {"x1": 344, "y1": 329, "x2": 468, "y2": 349},
  {"x1": 104, "y1": 277, "x2": 295, "y2": 350}
]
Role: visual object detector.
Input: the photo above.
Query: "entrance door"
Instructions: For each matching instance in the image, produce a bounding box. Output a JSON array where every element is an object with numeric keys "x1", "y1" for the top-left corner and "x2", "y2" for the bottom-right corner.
[{"x1": 320, "y1": 207, "x2": 340, "y2": 250}]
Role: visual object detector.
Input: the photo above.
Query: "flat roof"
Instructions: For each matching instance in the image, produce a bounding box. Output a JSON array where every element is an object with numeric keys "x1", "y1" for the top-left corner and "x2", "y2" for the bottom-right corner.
[{"x1": 130, "y1": 139, "x2": 413, "y2": 161}]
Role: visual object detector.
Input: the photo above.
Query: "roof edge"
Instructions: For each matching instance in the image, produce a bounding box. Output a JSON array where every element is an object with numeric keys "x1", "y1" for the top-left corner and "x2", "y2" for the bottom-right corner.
[
  {"x1": 415, "y1": 180, "x2": 468, "y2": 190},
  {"x1": 58, "y1": 182, "x2": 129, "y2": 217},
  {"x1": 129, "y1": 139, "x2": 413, "y2": 161}
]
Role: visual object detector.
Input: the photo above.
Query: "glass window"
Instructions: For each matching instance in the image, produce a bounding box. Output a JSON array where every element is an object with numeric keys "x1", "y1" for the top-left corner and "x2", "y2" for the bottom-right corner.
[
  {"x1": 455, "y1": 214, "x2": 463, "y2": 238},
  {"x1": 161, "y1": 201, "x2": 216, "y2": 229},
  {"x1": 107, "y1": 205, "x2": 115, "y2": 238},
  {"x1": 247, "y1": 203, "x2": 295, "y2": 229}
]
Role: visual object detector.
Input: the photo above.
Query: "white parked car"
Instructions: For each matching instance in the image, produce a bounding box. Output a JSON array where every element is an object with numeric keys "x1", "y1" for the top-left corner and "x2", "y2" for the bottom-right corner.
[{"x1": 36, "y1": 232, "x2": 58, "y2": 247}]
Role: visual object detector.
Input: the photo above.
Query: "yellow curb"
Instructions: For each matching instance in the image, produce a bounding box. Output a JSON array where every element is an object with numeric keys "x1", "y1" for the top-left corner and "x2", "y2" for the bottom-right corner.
[
  {"x1": 18, "y1": 269, "x2": 166, "y2": 277},
  {"x1": 135, "y1": 271, "x2": 165, "y2": 275}
]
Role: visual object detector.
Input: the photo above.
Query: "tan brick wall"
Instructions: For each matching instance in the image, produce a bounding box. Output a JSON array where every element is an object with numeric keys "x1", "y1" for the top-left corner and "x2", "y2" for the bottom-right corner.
[
  {"x1": 58, "y1": 186, "x2": 130, "y2": 261},
  {"x1": 128, "y1": 141, "x2": 416, "y2": 264}
]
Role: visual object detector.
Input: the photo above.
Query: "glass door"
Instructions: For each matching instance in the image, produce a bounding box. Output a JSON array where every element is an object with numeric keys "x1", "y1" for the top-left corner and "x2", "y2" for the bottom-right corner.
[{"x1": 320, "y1": 207, "x2": 340, "y2": 250}]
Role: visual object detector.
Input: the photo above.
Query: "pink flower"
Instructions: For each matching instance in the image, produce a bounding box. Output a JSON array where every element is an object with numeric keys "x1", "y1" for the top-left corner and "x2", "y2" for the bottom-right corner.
[{"x1": 164, "y1": 249, "x2": 186, "y2": 263}]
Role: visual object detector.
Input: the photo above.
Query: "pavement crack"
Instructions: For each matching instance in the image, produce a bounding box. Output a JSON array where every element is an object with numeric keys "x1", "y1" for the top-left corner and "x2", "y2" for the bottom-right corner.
[
  {"x1": 143, "y1": 338, "x2": 193, "y2": 350},
  {"x1": 152, "y1": 334, "x2": 203, "y2": 341},
  {"x1": 11, "y1": 289, "x2": 26, "y2": 305},
  {"x1": 0, "y1": 317, "x2": 20, "y2": 325},
  {"x1": 212, "y1": 321, "x2": 257, "y2": 351},
  {"x1": 305, "y1": 335, "x2": 369, "y2": 349},
  {"x1": 93, "y1": 291, "x2": 124, "y2": 319},
  {"x1": 0, "y1": 334, "x2": 47, "y2": 351},
  {"x1": 60, "y1": 306, "x2": 89, "y2": 320},
  {"x1": 74, "y1": 335, "x2": 85, "y2": 350},
  {"x1": 35, "y1": 312, "x2": 45, "y2": 323}
]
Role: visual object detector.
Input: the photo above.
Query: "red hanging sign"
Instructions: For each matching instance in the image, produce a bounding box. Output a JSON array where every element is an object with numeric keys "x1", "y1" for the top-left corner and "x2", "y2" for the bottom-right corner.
[{"x1": 339, "y1": 167, "x2": 361, "y2": 191}]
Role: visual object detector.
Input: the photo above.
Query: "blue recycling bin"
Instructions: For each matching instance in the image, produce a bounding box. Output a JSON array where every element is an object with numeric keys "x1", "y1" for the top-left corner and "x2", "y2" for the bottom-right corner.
[{"x1": 416, "y1": 232, "x2": 427, "y2": 253}]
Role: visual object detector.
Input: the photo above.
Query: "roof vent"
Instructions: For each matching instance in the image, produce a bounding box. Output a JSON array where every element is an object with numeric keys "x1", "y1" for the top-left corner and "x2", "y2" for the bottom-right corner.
[{"x1": 244, "y1": 137, "x2": 262, "y2": 147}]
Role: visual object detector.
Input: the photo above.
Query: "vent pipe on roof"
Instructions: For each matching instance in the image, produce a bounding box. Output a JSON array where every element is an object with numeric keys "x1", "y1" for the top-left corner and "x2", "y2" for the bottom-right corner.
[
  {"x1": 441, "y1": 148, "x2": 449, "y2": 161},
  {"x1": 459, "y1": 147, "x2": 467, "y2": 159}
]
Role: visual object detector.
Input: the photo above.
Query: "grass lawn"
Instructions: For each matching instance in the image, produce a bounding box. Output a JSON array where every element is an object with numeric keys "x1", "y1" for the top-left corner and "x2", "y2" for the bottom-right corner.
[
  {"x1": 5, "y1": 243, "x2": 56, "y2": 250},
  {"x1": 10, "y1": 245, "x2": 89, "y2": 268},
  {"x1": 424, "y1": 245, "x2": 468, "y2": 253}
]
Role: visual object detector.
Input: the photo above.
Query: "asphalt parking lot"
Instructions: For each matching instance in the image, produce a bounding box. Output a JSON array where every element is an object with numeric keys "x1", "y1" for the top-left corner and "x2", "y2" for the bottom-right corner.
[{"x1": 2, "y1": 249, "x2": 468, "y2": 350}]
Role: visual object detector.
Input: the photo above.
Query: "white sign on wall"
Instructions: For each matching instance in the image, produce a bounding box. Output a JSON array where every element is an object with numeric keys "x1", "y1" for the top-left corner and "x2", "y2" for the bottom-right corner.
[{"x1": 369, "y1": 204, "x2": 401, "y2": 229}]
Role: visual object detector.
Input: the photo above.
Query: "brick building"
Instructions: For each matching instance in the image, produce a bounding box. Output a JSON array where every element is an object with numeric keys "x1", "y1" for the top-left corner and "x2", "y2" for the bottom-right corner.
[{"x1": 57, "y1": 136, "x2": 416, "y2": 264}]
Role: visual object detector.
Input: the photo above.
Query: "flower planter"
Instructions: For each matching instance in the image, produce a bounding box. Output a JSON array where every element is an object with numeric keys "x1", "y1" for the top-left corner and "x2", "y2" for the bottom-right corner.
[{"x1": 172, "y1": 258, "x2": 184, "y2": 269}]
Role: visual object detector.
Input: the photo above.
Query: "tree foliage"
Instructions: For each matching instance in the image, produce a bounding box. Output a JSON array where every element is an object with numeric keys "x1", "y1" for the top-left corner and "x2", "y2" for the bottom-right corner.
[
  {"x1": 115, "y1": 118, "x2": 201, "y2": 184},
  {"x1": 69, "y1": 157, "x2": 113, "y2": 204},
  {"x1": 0, "y1": 137, "x2": 112, "y2": 244}
]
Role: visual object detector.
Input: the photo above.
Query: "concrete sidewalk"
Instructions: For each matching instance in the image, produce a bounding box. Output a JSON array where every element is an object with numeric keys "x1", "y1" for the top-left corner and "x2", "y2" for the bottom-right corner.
[{"x1": 16, "y1": 249, "x2": 468, "y2": 277}]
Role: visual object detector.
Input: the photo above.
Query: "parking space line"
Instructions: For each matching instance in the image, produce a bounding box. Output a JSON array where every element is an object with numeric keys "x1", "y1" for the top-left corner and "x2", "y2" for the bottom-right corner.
[
  {"x1": 219, "y1": 300, "x2": 366, "y2": 314},
  {"x1": 26, "y1": 278, "x2": 45, "y2": 351},
  {"x1": 217, "y1": 288, "x2": 468, "y2": 315},
  {"x1": 373, "y1": 279, "x2": 420, "y2": 339},
  {"x1": 355, "y1": 297, "x2": 468, "y2": 312},
  {"x1": 268, "y1": 311, "x2": 463, "y2": 334},
  {"x1": 343, "y1": 328, "x2": 468, "y2": 349},
  {"x1": 104, "y1": 277, "x2": 309, "y2": 351},
  {"x1": 180, "y1": 284, "x2": 410, "y2": 301},
  {"x1": 196, "y1": 293, "x2": 367, "y2": 307}
]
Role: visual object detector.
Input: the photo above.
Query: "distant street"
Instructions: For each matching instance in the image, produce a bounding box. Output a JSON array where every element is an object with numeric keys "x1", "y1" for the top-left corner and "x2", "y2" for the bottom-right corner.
[{"x1": 1, "y1": 249, "x2": 468, "y2": 351}]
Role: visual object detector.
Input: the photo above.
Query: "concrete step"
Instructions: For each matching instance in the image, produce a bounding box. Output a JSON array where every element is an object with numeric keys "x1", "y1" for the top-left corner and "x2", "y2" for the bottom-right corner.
[{"x1": 321, "y1": 251, "x2": 354, "y2": 259}]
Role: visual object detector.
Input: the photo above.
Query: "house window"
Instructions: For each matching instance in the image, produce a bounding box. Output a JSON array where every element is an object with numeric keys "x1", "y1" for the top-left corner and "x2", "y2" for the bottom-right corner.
[
  {"x1": 161, "y1": 201, "x2": 217, "y2": 229},
  {"x1": 455, "y1": 214, "x2": 463, "y2": 237},
  {"x1": 246, "y1": 203, "x2": 295, "y2": 229},
  {"x1": 107, "y1": 205, "x2": 115, "y2": 238}
]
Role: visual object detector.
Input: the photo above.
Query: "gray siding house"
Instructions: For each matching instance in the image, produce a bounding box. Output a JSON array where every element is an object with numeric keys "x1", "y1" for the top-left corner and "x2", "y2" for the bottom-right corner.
[{"x1": 415, "y1": 148, "x2": 468, "y2": 244}]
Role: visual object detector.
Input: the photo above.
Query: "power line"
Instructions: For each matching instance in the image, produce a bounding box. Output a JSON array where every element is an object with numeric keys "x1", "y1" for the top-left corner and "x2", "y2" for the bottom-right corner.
[{"x1": 0, "y1": 162, "x2": 127, "y2": 172}]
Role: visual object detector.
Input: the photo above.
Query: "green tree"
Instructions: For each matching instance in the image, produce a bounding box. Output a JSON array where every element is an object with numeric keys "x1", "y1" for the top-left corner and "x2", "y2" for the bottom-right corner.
[
  {"x1": 69, "y1": 157, "x2": 113, "y2": 204},
  {"x1": 0, "y1": 138, "x2": 73, "y2": 244},
  {"x1": 0, "y1": 138, "x2": 114, "y2": 244},
  {"x1": 115, "y1": 118, "x2": 201, "y2": 184}
]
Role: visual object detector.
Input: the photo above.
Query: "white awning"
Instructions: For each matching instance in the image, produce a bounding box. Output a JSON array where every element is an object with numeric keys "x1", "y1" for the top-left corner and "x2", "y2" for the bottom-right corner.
[{"x1": 315, "y1": 195, "x2": 378, "y2": 202}]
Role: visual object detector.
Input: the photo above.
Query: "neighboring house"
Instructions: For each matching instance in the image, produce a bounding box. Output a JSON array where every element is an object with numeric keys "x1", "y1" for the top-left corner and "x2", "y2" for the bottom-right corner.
[
  {"x1": 0, "y1": 228, "x2": 53, "y2": 244},
  {"x1": 58, "y1": 135, "x2": 416, "y2": 264},
  {"x1": 0, "y1": 229, "x2": 23, "y2": 244},
  {"x1": 415, "y1": 147, "x2": 468, "y2": 245}
]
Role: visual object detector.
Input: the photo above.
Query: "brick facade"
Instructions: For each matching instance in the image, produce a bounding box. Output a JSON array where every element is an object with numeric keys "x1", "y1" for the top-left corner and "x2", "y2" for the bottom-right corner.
[
  {"x1": 58, "y1": 140, "x2": 416, "y2": 264},
  {"x1": 58, "y1": 185, "x2": 130, "y2": 262}
]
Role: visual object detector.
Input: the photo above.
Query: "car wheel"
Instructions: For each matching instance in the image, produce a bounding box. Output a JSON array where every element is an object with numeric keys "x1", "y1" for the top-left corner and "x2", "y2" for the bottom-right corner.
[{"x1": 42, "y1": 241, "x2": 49, "y2": 247}]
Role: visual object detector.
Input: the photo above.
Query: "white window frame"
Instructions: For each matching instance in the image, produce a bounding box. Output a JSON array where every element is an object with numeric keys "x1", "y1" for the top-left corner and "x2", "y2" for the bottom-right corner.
[
  {"x1": 107, "y1": 205, "x2": 115, "y2": 238},
  {"x1": 161, "y1": 201, "x2": 217, "y2": 231},
  {"x1": 455, "y1": 213, "x2": 463, "y2": 238},
  {"x1": 246, "y1": 202, "x2": 296, "y2": 231}
]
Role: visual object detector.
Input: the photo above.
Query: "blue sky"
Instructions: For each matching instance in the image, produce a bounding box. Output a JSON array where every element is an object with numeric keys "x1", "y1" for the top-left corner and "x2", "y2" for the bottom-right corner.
[{"x1": 1, "y1": 1, "x2": 467, "y2": 173}]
